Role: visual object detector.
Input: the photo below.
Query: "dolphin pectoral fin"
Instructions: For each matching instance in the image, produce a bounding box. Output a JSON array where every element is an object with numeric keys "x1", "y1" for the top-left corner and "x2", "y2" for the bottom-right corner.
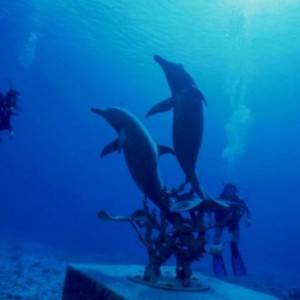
[
  {"x1": 157, "y1": 144, "x2": 175, "y2": 156},
  {"x1": 146, "y1": 97, "x2": 174, "y2": 118},
  {"x1": 101, "y1": 138, "x2": 121, "y2": 158}
]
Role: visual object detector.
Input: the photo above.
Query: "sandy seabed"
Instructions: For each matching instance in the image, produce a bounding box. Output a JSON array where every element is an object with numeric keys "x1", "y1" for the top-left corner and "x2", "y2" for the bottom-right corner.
[{"x1": 0, "y1": 237, "x2": 299, "y2": 300}]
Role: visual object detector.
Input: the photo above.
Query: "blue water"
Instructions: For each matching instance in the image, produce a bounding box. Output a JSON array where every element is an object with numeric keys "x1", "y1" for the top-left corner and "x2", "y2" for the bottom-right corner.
[{"x1": 1, "y1": 0, "x2": 300, "y2": 282}]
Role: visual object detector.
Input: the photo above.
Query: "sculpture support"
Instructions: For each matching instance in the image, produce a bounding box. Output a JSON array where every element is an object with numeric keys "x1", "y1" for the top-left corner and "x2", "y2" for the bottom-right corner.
[{"x1": 98, "y1": 192, "x2": 214, "y2": 290}]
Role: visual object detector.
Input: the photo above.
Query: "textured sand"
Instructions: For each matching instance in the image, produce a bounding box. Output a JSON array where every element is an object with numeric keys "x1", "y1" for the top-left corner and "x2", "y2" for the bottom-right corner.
[{"x1": 0, "y1": 237, "x2": 299, "y2": 300}]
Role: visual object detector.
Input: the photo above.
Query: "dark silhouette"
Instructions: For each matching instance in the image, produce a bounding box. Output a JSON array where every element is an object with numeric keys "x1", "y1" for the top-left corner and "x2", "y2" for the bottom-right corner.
[
  {"x1": 0, "y1": 89, "x2": 21, "y2": 141},
  {"x1": 210, "y1": 183, "x2": 252, "y2": 276}
]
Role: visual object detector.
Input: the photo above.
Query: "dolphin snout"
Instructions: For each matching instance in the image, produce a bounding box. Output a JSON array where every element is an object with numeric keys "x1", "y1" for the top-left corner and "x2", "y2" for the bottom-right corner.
[
  {"x1": 91, "y1": 107, "x2": 106, "y2": 117},
  {"x1": 153, "y1": 55, "x2": 174, "y2": 69},
  {"x1": 153, "y1": 55, "x2": 165, "y2": 64}
]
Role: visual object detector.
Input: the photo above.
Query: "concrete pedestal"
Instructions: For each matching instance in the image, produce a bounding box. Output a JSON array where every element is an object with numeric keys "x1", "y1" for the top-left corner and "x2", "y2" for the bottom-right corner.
[{"x1": 62, "y1": 264, "x2": 279, "y2": 300}]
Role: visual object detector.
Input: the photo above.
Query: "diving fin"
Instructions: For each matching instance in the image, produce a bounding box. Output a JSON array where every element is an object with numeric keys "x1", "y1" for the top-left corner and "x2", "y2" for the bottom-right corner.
[
  {"x1": 230, "y1": 241, "x2": 247, "y2": 276},
  {"x1": 213, "y1": 253, "x2": 227, "y2": 277},
  {"x1": 146, "y1": 97, "x2": 173, "y2": 117}
]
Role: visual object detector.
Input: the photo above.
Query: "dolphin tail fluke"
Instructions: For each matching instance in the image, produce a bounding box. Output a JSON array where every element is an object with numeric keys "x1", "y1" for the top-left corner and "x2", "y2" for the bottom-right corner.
[
  {"x1": 101, "y1": 138, "x2": 121, "y2": 158},
  {"x1": 157, "y1": 144, "x2": 175, "y2": 156},
  {"x1": 146, "y1": 97, "x2": 174, "y2": 118},
  {"x1": 194, "y1": 183, "x2": 210, "y2": 201},
  {"x1": 169, "y1": 194, "x2": 204, "y2": 213}
]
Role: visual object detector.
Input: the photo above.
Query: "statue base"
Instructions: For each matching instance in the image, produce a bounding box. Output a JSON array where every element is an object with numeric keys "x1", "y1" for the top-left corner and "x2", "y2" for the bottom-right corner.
[
  {"x1": 128, "y1": 274, "x2": 209, "y2": 292},
  {"x1": 62, "y1": 264, "x2": 278, "y2": 300}
]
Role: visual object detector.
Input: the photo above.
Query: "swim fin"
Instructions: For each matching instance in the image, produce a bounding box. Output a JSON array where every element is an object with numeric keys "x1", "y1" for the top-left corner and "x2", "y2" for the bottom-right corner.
[
  {"x1": 230, "y1": 241, "x2": 247, "y2": 276},
  {"x1": 213, "y1": 254, "x2": 227, "y2": 276}
]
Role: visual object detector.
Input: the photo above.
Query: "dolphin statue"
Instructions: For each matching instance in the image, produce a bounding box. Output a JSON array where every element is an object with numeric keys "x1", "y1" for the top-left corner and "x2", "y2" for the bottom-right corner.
[
  {"x1": 147, "y1": 55, "x2": 207, "y2": 201},
  {"x1": 91, "y1": 107, "x2": 174, "y2": 212}
]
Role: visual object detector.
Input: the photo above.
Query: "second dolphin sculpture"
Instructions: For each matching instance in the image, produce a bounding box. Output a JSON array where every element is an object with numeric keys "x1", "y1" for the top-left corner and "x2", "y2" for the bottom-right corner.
[
  {"x1": 147, "y1": 55, "x2": 207, "y2": 201},
  {"x1": 91, "y1": 107, "x2": 174, "y2": 212}
]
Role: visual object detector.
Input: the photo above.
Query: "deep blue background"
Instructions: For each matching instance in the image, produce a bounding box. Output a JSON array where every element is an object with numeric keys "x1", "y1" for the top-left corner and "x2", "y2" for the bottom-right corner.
[{"x1": 1, "y1": 1, "x2": 299, "y2": 276}]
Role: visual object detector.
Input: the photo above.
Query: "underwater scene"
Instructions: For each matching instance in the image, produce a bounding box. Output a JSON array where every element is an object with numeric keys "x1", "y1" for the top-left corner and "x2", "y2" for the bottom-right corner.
[{"x1": 1, "y1": 1, "x2": 300, "y2": 299}]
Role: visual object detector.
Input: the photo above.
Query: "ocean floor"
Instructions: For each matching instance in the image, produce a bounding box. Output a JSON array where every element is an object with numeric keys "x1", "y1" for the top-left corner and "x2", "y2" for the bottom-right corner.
[
  {"x1": 0, "y1": 237, "x2": 299, "y2": 300},
  {"x1": 0, "y1": 236, "x2": 108, "y2": 300}
]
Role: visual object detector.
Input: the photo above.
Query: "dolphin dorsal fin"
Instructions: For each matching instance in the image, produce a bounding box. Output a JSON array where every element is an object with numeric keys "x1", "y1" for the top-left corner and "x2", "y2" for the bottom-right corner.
[
  {"x1": 157, "y1": 144, "x2": 175, "y2": 156},
  {"x1": 191, "y1": 86, "x2": 207, "y2": 106},
  {"x1": 101, "y1": 138, "x2": 121, "y2": 158},
  {"x1": 146, "y1": 97, "x2": 174, "y2": 118}
]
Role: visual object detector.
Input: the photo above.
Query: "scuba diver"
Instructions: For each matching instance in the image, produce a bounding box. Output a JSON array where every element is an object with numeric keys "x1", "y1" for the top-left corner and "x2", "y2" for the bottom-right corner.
[
  {"x1": 209, "y1": 183, "x2": 252, "y2": 276},
  {"x1": 0, "y1": 89, "x2": 21, "y2": 141}
]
